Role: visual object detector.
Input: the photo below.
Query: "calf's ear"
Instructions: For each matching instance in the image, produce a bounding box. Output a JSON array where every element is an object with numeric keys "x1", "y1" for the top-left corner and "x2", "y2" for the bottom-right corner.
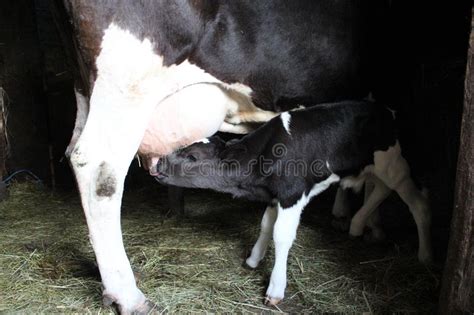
[{"x1": 220, "y1": 143, "x2": 247, "y2": 160}]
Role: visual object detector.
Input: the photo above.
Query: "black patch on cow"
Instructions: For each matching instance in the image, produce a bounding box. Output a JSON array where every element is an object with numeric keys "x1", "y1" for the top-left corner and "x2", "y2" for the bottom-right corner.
[
  {"x1": 64, "y1": 0, "x2": 384, "y2": 109},
  {"x1": 96, "y1": 162, "x2": 116, "y2": 198}
]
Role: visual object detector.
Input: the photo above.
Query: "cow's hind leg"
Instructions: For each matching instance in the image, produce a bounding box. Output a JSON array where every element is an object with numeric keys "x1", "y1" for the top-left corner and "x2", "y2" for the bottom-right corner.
[
  {"x1": 70, "y1": 99, "x2": 157, "y2": 314},
  {"x1": 69, "y1": 23, "x2": 186, "y2": 313}
]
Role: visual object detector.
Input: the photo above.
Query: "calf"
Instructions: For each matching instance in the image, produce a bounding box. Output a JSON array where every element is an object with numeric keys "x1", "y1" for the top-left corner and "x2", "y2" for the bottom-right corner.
[{"x1": 155, "y1": 100, "x2": 432, "y2": 305}]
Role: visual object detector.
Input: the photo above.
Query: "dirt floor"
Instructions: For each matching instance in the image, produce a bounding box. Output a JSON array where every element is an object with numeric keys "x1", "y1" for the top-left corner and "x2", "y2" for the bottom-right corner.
[{"x1": 0, "y1": 181, "x2": 443, "y2": 313}]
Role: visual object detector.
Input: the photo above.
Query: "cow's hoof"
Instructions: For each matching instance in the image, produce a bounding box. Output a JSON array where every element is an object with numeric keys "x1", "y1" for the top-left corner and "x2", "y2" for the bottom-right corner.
[{"x1": 265, "y1": 296, "x2": 281, "y2": 306}]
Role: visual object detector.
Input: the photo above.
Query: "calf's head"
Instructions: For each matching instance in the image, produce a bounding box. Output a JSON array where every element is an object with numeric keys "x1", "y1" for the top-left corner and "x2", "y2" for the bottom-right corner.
[{"x1": 154, "y1": 136, "x2": 227, "y2": 189}]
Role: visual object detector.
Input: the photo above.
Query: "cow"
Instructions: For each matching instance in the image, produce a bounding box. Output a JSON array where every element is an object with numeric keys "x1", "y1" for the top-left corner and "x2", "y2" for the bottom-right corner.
[
  {"x1": 154, "y1": 100, "x2": 432, "y2": 305},
  {"x1": 62, "y1": 1, "x2": 384, "y2": 313}
]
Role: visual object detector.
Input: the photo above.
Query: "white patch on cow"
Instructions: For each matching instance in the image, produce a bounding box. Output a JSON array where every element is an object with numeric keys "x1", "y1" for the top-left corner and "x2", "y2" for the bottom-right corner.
[
  {"x1": 193, "y1": 138, "x2": 210, "y2": 144},
  {"x1": 221, "y1": 84, "x2": 278, "y2": 125},
  {"x1": 224, "y1": 82, "x2": 253, "y2": 97},
  {"x1": 266, "y1": 174, "x2": 340, "y2": 302},
  {"x1": 280, "y1": 112, "x2": 291, "y2": 135}
]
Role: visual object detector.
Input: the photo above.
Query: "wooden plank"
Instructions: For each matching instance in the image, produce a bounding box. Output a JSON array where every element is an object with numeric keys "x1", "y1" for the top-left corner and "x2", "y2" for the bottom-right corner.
[
  {"x1": 439, "y1": 7, "x2": 474, "y2": 314},
  {"x1": 0, "y1": 88, "x2": 7, "y2": 179}
]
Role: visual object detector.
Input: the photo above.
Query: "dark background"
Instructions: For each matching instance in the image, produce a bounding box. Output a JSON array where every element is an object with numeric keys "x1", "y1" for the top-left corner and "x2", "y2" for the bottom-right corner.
[{"x1": 0, "y1": 1, "x2": 471, "y2": 232}]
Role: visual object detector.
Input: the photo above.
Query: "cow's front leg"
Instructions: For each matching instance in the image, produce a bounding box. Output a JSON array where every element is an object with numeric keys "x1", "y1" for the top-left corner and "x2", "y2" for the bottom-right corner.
[{"x1": 265, "y1": 201, "x2": 303, "y2": 305}]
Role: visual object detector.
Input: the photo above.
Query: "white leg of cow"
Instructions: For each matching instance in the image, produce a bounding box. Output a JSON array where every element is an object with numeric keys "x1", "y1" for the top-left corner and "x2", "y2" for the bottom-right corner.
[
  {"x1": 266, "y1": 202, "x2": 303, "y2": 305},
  {"x1": 71, "y1": 102, "x2": 157, "y2": 313},
  {"x1": 69, "y1": 24, "x2": 178, "y2": 314},
  {"x1": 393, "y1": 179, "x2": 432, "y2": 263},
  {"x1": 349, "y1": 181, "x2": 391, "y2": 237},
  {"x1": 246, "y1": 205, "x2": 277, "y2": 268}
]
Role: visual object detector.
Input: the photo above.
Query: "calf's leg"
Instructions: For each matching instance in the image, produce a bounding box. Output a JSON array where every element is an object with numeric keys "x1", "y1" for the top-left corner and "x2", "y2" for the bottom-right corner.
[
  {"x1": 265, "y1": 202, "x2": 303, "y2": 305},
  {"x1": 331, "y1": 186, "x2": 351, "y2": 231},
  {"x1": 349, "y1": 180, "x2": 391, "y2": 237},
  {"x1": 394, "y1": 179, "x2": 432, "y2": 263},
  {"x1": 266, "y1": 174, "x2": 340, "y2": 305},
  {"x1": 246, "y1": 205, "x2": 277, "y2": 268},
  {"x1": 364, "y1": 181, "x2": 386, "y2": 242},
  {"x1": 373, "y1": 143, "x2": 432, "y2": 263}
]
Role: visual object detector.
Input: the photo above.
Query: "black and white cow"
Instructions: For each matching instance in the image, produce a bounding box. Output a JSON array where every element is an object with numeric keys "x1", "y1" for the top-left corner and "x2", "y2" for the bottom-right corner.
[
  {"x1": 63, "y1": 0, "x2": 385, "y2": 312},
  {"x1": 155, "y1": 100, "x2": 432, "y2": 304}
]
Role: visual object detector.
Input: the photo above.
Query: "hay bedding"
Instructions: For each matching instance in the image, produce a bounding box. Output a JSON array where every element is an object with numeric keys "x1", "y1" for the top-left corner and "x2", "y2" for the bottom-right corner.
[{"x1": 0, "y1": 182, "x2": 439, "y2": 313}]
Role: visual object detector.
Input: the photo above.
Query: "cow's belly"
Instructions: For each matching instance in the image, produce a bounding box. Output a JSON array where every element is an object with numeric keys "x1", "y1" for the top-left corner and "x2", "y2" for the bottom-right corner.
[{"x1": 138, "y1": 83, "x2": 228, "y2": 162}]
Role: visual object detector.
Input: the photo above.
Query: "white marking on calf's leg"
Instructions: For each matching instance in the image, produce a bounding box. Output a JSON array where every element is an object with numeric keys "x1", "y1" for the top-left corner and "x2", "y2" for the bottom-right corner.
[
  {"x1": 280, "y1": 112, "x2": 291, "y2": 135},
  {"x1": 266, "y1": 174, "x2": 340, "y2": 305},
  {"x1": 246, "y1": 205, "x2": 277, "y2": 268}
]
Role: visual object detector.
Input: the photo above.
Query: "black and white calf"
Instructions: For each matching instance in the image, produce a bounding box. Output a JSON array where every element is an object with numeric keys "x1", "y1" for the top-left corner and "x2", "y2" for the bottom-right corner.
[{"x1": 155, "y1": 100, "x2": 432, "y2": 305}]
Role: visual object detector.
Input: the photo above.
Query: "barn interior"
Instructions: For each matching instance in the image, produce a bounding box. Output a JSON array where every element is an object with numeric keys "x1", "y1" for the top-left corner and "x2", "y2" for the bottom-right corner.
[{"x1": 0, "y1": 0, "x2": 472, "y2": 313}]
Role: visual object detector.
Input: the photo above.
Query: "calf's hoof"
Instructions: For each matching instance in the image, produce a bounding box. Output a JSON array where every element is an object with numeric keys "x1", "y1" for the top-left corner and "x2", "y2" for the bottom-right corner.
[
  {"x1": 103, "y1": 293, "x2": 158, "y2": 315},
  {"x1": 418, "y1": 251, "x2": 433, "y2": 265},
  {"x1": 245, "y1": 257, "x2": 260, "y2": 269},
  {"x1": 265, "y1": 296, "x2": 282, "y2": 306}
]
